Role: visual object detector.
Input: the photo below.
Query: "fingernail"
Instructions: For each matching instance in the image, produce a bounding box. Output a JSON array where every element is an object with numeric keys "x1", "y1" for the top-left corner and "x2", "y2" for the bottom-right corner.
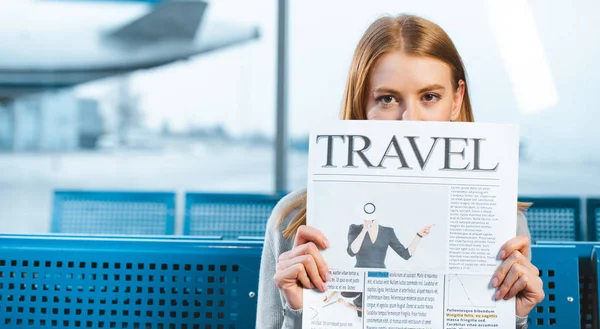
[
  {"x1": 491, "y1": 277, "x2": 498, "y2": 287},
  {"x1": 321, "y1": 283, "x2": 328, "y2": 292},
  {"x1": 325, "y1": 272, "x2": 331, "y2": 282},
  {"x1": 498, "y1": 250, "x2": 506, "y2": 259},
  {"x1": 494, "y1": 290, "x2": 501, "y2": 300},
  {"x1": 323, "y1": 239, "x2": 329, "y2": 248}
]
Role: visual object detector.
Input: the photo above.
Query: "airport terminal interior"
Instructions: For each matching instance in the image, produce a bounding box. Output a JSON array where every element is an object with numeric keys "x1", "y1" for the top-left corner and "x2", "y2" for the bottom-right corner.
[{"x1": 0, "y1": 0, "x2": 599, "y2": 328}]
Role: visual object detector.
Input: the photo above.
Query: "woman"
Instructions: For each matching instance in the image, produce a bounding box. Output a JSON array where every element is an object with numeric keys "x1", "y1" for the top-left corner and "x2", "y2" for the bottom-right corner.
[
  {"x1": 348, "y1": 202, "x2": 434, "y2": 268},
  {"x1": 256, "y1": 14, "x2": 544, "y2": 329}
]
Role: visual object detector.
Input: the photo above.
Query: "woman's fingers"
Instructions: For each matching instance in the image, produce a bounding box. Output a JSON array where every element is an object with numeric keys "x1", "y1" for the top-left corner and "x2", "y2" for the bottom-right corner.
[
  {"x1": 274, "y1": 263, "x2": 312, "y2": 290},
  {"x1": 495, "y1": 263, "x2": 526, "y2": 300},
  {"x1": 294, "y1": 225, "x2": 329, "y2": 249},
  {"x1": 292, "y1": 263, "x2": 313, "y2": 289},
  {"x1": 272, "y1": 224, "x2": 331, "y2": 310},
  {"x1": 491, "y1": 250, "x2": 528, "y2": 287},
  {"x1": 498, "y1": 235, "x2": 530, "y2": 260},
  {"x1": 277, "y1": 254, "x2": 327, "y2": 291},
  {"x1": 505, "y1": 274, "x2": 529, "y2": 300},
  {"x1": 279, "y1": 241, "x2": 330, "y2": 283}
]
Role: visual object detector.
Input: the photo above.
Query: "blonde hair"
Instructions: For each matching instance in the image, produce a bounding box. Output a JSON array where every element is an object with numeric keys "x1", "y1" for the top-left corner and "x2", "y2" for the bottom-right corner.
[{"x1": 278, "y1": 14, "x2": 529, "y2": 239}]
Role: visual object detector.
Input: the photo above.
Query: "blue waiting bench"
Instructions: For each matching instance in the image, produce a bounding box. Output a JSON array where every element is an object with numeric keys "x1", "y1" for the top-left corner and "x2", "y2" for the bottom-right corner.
[
  {"x1": 529, "y1": 244, "x2": 581, "y2": 328},
  {"x1": 51, "y1": 190, "x2": 176, "y2": 235},
  {"x1": 519, "y1": 197, "x2": 582, "y2": 242},
  {"x1": 0, "y1": 234, "x2": 262, "y2": 329},
  {"x1": 587, "y1": 198, "x2": 600, "y2": 241},
  {"x1": 0, "y1": 234, "x2": 593, "y2": 329},
  {"x1": 534, "y1": 241, "x2": 600, "y2": 329},
  {"x1": 184, "y1": 192, "x2": 283, "y2": 239}
]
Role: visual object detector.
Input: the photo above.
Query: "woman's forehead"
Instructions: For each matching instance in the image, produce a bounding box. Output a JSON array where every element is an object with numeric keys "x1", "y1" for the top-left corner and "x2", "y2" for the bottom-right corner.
[{"x1": 369, "y1": 51, "x2": 453, "y2": 91}]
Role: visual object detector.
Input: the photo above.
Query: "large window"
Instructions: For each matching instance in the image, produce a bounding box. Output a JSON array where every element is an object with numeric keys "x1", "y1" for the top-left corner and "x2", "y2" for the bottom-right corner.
[{"x1": 3, "y1": 0, "x2": 599, "y2": 234}]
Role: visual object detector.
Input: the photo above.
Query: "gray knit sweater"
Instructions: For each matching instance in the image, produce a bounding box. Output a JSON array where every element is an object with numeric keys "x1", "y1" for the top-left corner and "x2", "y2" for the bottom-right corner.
[{"x1": 256, "y1": 189, "x2": 531, "y2": 329}]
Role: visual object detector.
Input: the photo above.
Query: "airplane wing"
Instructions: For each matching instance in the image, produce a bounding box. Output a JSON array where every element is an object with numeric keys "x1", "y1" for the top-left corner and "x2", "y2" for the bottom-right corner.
[
  {"x1": 0, "y1": 0, "x2": 260, "y2": 99},
  {"x1": 106, "y1": 1, "x2": 207, "y2": 44}
]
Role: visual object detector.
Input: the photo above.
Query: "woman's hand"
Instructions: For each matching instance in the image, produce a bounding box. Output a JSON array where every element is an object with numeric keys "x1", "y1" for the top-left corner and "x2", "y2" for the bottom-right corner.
[
  {"x1": 273, "y1": 225, "x2": 330, "y2": 310},
  {"x1": 418, "y1": 224, "x2": 435, "y2": 237},
  {"x1": 492, "y1": 235, "x2": 545, "y2": 317}
]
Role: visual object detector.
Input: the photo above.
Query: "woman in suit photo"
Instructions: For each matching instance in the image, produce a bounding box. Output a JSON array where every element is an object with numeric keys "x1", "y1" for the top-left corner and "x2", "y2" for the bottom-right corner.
[{"x1": 347, "y1": 202, "x2": 434, "y2": 269}]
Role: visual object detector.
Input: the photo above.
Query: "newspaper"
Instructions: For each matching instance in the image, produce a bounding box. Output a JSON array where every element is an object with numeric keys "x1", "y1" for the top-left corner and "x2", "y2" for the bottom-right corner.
[{"x1": 304, "y1": 120, "x2": 519, "y2": 329}]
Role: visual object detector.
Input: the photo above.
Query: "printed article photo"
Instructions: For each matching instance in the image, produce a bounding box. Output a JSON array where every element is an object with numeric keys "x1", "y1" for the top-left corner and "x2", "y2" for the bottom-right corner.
[
  {"x1": 311, "y1": 181, "x2": 448, "y2": 272},
  {"x1": 304, "y1": 288, "x2": 364, "y2": 329}
]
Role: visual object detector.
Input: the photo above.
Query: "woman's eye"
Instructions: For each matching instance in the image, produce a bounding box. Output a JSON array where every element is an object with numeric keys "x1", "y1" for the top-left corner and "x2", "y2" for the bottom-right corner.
[
  {"x1": 378, "y1": 95, "x2": 396, "y2": 104},
  {"x1": 422, "y1": 93, "x2": 439, "y2": 102}
]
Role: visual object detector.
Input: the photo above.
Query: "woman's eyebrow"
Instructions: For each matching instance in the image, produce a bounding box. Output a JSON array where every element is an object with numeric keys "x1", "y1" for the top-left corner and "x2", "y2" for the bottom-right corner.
[
  {"x1": 372, "y1": 87, "x2": 400, "y2": 94},
  {"x1": 372, "y1": 85, "x2": 445, "y2": 94},
  {"x1": 417, "y1": 84, "x2": 445, "y2": 93}
]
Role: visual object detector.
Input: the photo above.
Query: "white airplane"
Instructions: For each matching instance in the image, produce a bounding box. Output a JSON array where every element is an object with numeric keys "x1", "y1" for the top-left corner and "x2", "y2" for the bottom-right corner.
[{"x1": 0, "y1": 0, "x2": 260, "y2": 100}]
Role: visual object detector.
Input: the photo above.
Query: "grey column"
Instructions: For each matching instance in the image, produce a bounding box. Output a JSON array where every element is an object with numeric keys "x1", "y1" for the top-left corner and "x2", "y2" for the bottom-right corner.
[{"x1": 275, "y1": 0, "x2": 288, "y2": 193}]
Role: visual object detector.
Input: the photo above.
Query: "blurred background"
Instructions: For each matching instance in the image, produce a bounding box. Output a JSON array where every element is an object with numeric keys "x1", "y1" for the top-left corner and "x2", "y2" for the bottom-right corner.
[{"x1": 1, "y1": 0, "x2": 599, "y2": 233}]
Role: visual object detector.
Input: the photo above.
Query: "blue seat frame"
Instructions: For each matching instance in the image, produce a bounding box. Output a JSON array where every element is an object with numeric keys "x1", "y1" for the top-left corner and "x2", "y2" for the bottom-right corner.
[
  {"x1": 184, "y1": 192, "x2": 283, "y2": 239},
  {"x1": 0, "y1": 234, "x2": 262, "y2": 329},
  {"x1": 519, "y1": 197, "x2": 582, "y2": 242},
  {"x1": 52, "y1": 190, "x2": 176, "y2": 235}
]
